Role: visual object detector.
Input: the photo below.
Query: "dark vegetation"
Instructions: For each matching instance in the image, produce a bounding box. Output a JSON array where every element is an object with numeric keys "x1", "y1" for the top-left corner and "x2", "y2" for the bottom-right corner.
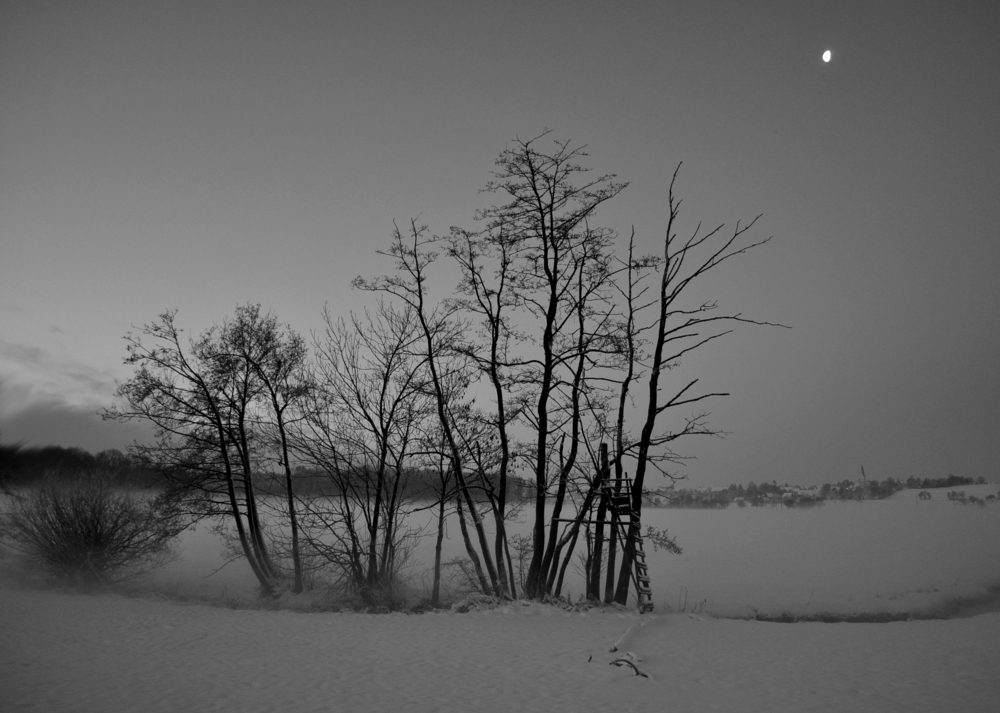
[
  {"x1": 0, "y1": 442, "x2": 539, "y2": 502},
  {"x1": 0, "y1": 443, "x2": 161, "y2": 489},
  {"x1": 1, "y1": 471, "x2": 185, "y2": 587},
  {"x1": 745, "y1": 585, "x2": 1000, "y2": 623},
  {"x1": 749, "y1": 610, "x2": 946, "y2": 624}
]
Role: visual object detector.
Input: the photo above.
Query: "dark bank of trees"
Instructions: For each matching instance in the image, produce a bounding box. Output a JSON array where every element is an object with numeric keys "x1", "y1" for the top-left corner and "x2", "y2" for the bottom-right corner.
[
  {"x1": 103, "y1": 132, "x2": 775, "y2": 608},
  {"x1": 0, "y1": 442, "x2": 160, "y2": 489}
]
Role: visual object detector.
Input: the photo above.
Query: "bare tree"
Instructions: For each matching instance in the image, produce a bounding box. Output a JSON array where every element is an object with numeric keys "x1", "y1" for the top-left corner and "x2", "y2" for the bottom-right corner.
[
  {"x1": 355, "y1": 222, "x2": 505, "y2": 596},
  {"x1": 608, "y1": 165, "x2": 782, "y2": 604},
  {"x1": 418, "y1": 425, "x2": 456, "y2": 607},
  {"x1": 588, "y1": 233, "x2": 659, "y2": 602},
  {"x1": 106, "y1": 311, "x2": 280, "y2": 594},
  {"x1": 218, "y1": 304, "x2": 311, "y2": 593},
  {"x1": 449, "y1": 132, "x2": 625, "y2": 598},
  {"x1": 292, "y1": 301, "x2": 428, "y2": 605},
  {"x1": 446, "y1": 224, "x2": 521, "y2": 598}
]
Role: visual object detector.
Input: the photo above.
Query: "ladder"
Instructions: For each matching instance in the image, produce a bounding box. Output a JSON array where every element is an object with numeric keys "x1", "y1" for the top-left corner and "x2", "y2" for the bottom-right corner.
[{"x1": 603, "y1": 478, "x2": 654, "y2": 613}]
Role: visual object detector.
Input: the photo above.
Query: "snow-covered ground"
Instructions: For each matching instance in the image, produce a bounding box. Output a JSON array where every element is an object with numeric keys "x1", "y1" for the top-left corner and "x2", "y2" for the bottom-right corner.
[
  {"x1": 3, "y1": 575, "x2": 999, "y2": 712},
  {"x1": 3, "y1": 486, "x2": 1000, "y2": 711}
]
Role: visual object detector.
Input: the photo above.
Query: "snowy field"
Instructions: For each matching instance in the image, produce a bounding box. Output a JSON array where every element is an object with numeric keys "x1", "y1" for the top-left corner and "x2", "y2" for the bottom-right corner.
[{"x1": 3, "y1": 485, "x2": 1000, "y2": 711}]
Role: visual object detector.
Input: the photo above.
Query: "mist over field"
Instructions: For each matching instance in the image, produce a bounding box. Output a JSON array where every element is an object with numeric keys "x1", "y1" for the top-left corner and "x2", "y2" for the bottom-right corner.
[{"x1": 144, "y1": 485, "x2": 1000, "y2": 620}]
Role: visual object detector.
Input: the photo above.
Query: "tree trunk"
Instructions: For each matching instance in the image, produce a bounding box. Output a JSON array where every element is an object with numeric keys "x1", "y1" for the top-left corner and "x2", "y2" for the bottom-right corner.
[
  {"x1": 431, "y1": 494, "x2": 446, "y2": 606},
  {"x1": 540, "y1": 437, "x2": 569, "y2": 592},
  {"x1": 216, "y1": 424, "x2": 273, "y2": 594},
  {"x1": 588, "y1": 444, "x2": 610, "y2": 600},
  {"x1": 455, "y1": 487, "x2": 490, "y2": 593},
  {"x1": 368, "y1": 445, "x2": 388, "y2": 588},
  {"x1": 275, "y1": 405, "x2": 303, "y2": 594},
  {"x1": 604, "y1": 480, "x2": 622, "y2": 604}
]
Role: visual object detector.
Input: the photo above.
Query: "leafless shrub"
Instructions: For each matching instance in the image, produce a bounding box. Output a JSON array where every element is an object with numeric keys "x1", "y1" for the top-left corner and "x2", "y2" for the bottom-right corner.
[{"x1": 2, "y1": 475, "x2": 186, "y2": 587}]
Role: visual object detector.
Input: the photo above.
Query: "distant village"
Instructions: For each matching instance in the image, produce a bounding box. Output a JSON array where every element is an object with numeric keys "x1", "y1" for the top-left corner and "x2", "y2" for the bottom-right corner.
[{"x1": 644, "y1": 474, "x2": 994, "y2": 509}]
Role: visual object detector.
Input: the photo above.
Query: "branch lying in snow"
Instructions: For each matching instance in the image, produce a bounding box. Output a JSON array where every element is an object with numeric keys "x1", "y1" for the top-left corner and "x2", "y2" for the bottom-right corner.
[
  {"x1": 610, "y1": 657, "x2": 649, "y2": 678},
  {"x1": 605, "y1": 623, "x2": 650, "y2": 677}
]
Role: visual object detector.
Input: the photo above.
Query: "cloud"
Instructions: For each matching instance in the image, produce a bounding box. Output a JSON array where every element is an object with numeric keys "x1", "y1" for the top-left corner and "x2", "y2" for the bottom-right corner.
[
  {"x1": 0, "y1": 336, "x2": 120, "y2": 415},
  {"x1": 0, "y1": 335, "x2": 147, "y2": 452},
  {"x1": 0, "y1": 398, "x2": 153, "y2": 452}
]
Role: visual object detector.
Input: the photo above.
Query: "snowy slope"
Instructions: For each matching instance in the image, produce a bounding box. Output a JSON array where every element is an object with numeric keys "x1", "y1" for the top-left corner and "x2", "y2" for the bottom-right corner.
[{"x1": 2, "y1": 578, "x2": 999, "y2": 712}]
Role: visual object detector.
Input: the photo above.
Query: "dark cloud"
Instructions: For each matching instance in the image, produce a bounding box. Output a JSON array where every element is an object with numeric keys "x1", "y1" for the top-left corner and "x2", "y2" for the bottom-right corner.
[
  {"x1": 0, "y1": 400, "x2": 152, "y2": 452},
  {"x1": 0, "y1": 345, "x2": 135, "y2": 452}
]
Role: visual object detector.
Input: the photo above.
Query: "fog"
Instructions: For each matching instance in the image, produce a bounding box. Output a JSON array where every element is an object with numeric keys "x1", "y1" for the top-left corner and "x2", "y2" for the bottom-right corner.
[{"x1": 153, "y1": 484, "x2": 1000, "y2": 618}]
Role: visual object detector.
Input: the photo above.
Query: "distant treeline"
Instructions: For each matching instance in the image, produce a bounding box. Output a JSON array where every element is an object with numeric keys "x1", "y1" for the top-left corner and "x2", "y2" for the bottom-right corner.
[
  {"x1": 0, "y1": 442, "x2": 536, "y2": 503},
  {"x1": 646, "y1": 474, "x2": 986, "y2": 509},
  {"x1": 2, "y1": 442, "x2": 985, "y2": 508},
  {"x1": 253, "y1": 465, "x2": 536, "y2": 504},
  {"x1": 0, "y1": 443, "x2": 161, "y2": 488}
]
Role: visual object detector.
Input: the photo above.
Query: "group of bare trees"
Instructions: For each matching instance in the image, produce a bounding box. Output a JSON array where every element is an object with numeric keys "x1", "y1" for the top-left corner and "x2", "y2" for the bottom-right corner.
[
  {"x1": 105, "y1": 305, "x2": 310, "y2": 595},
  {"x1": 108, "y1": 132, "x2": 775, "y2": 608}
]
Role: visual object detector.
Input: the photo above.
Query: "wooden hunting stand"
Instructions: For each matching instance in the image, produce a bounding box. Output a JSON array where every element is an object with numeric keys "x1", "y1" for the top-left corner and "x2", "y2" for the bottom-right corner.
[
  {"x1": 603, "y1": 476, "x2": 654, "y2": 612},
  {"x1": 555, "y1": 471, "x2": 654, "y2": 612}
]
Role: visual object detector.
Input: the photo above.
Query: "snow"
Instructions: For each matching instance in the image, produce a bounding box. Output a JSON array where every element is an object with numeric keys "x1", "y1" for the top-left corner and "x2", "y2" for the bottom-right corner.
[
  {"x1": 4, "y1": 493, "x2": 1000, "y2": 711},
  {"x1": 3, "y1": 578, "x2": 999, "y2": 712},
  {"x1": 643, "y1": 496, "x2": 1000, "y2": 618}
]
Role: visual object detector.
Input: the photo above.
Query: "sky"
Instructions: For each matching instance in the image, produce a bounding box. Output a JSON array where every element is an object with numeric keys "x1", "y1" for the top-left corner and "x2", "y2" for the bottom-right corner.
[{"x1": 1, "y1": 0, "x2": 998, "y2": 488}]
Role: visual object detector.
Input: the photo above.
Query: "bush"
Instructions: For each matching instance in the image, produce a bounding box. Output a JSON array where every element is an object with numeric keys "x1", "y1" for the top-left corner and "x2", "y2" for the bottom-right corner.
[{"x1": 1, "y1": 475, "x2": 186, "y2": 586}]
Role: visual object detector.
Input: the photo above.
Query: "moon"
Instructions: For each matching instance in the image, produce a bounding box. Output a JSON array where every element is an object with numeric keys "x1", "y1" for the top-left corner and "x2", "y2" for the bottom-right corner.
[{"x1": 822, "y1": 50, "x2": 832, "y2": 63}]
